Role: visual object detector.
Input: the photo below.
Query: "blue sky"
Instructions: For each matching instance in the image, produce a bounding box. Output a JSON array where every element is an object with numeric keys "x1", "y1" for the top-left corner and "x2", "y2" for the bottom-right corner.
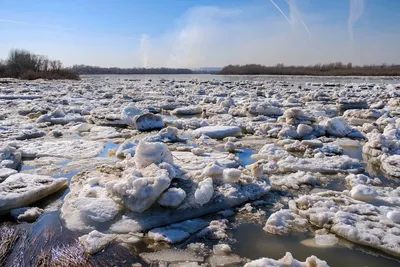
[{"x1": 0, "y1": 0, "x2": 399, "y2": 68}]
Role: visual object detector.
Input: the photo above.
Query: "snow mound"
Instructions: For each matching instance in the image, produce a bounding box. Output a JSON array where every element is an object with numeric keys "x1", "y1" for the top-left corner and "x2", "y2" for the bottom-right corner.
[
  {"x1": 133, "y1": 141, "x2": 174, "y2": 169},
  {"x1": 107, "y1": 164, "x2": 171, "y2": 212},
  {"x1": 264, "y1": 209, "x2": 308, "y2": 235}
]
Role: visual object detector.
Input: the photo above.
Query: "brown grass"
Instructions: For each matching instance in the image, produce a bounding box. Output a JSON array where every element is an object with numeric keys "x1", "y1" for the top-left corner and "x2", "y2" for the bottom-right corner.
[{"x1": 0, "y1": 224, "x2": 20, "y2": 266}]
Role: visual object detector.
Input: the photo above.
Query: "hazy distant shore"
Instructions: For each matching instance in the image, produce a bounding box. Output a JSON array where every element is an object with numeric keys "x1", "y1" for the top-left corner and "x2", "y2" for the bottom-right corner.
[{"x1": 218, "y1": 63, "x2": 400, "y2": 76}]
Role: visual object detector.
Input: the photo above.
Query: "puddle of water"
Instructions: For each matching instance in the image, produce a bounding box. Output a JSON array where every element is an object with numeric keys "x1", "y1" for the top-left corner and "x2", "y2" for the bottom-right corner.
[
  {"x1": 162, "y1": 115, "x2": 178, "y2": 123},
  {"x1": 19, "y1": 164, "x2": 36, "y2": 172},
  {"x1": 342, "y1": 146, "x2": 363, "y2": 161},
  {"x1": 237, "y1": 148, "x2": 256, "y2": 167},
  {"x1": 98, "y1": 142, "x2": 120, "y2": 158},
  {"x1": 231, "y1": 223, "x2": 400, "y2": 267}
]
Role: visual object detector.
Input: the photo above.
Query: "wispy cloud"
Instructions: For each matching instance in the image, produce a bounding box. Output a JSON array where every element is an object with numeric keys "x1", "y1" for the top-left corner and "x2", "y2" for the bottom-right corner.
[
  {"x1": 348, "y1": 0, "x2": 365, "y2": 42},
  {"x1": 0, "y1": 18, "x2": 74, "y2": 31},
  {"x1": 286, "y1": 0, "x2": 312, "y2": 37}
]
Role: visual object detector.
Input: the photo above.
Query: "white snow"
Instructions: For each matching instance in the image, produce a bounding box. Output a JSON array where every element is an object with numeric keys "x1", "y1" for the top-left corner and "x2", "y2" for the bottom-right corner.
[
  {"x1": 0, "y1": 173, "x2": 67, "y2": 214},
  {"x1": 107, "y1": 164, "x2": 171, "y2": 212},
  {"x1": 198, "y1": 219, "x2": 228, "y2": 239},
  {"x1": 133, "y1": 141, "x2": 174, "y2": 169},
  {"x1": 264, "y1": 209, "x2": 308, "y2": 235},
  {"x1": 148, "y1": 218, "x2": 208, "y2": 243},
  {"x1": 269, "y1": 171, "x2": 318, "y2": 190},
  {"x1": 158, "y1": 187, "x2": 186, "y2": 208},
  {"x1": 278, "y1": 155, "x2": 363, "y2": 174},
  {"x1": 19, "y1": 139, "x2": 105, "y2": 159},
  {"x1": 194, "y1": 178, "x2": 214, "y2": 205},
  {"x1": 244, "y1": 252, "x2": 330, "y2": 267},
  {"x1": 79, "y1": 230, "x2": 116, "y2": 254},
  {"x1": 292, "y1": 191, "x2": 400, "y2": 257},
  {"x1": 381, "y1": 155, "x2": 400, "y2": 177},
  {"x1": 222, "y1": 168, "x2": 242, "y2": 184},
  {"x1": 252, "y1": 144, "x2": 290, "y2": 161}
]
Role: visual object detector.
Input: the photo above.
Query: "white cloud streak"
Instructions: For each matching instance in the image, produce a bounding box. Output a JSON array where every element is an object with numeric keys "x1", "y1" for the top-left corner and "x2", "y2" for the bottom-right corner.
[
  {"x1": 348, "y1": 0, "x2": 365, "y2": 42},
  {"x1": 269, "y1": 0, "x2": 292, "y2": 25}
]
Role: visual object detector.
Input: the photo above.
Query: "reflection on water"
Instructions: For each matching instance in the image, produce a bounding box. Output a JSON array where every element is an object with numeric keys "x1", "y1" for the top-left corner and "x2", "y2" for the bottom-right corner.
[
  {"x1": 231, "y1": 223, "x2": 400, "y2": 267},
  {"x1": 237, "y1": 148, "x2": 257, "y2": 167}
]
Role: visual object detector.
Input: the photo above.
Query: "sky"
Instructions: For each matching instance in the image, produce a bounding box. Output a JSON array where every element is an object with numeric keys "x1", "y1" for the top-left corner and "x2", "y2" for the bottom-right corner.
[{"x1": 0, "y1": 0, "x2": 399, "y2": 68}]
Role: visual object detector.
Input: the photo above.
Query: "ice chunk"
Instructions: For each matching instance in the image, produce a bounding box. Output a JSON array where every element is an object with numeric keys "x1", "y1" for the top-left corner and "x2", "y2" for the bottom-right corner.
[
  {"x1": 140, "y1": 249, "x2": 204, "y2": 264},
  {"x1": 191, "y1": 148, "x2": 205, "y2": 156},
  {"x1": 213, "y1": 244, "x2": 231, "y2": 255},
  {"x1": 244, "y1": 252, "x2": 330, "y2": 267},
  {"x1": 79, "y1": 230, "x2": 116, "y2": 254},
  {"x1": 350, "y1": 184, "x2": 378, "y2": 202},
  {"x1": 133, "y1": 141, "x2": 174, "y2": 169},
  {"x1": 269, "y1": 171, "x2": 318, "y2": 190},
  {"x1": 116, "y1": 139, "x2": 139, "y2": 158},
  {"x1": 192, "y1": 126, "x2": 241, "y2": 139},
  {"x1": 264, "y1": 209, "x2": 308, "y2": 235},
  {"x1": 108, "y1": 164, "x2": 171, "y2": 213},
  {"x1": 345, "y1": 174, "x2": 381, "y2": 187},
  {"x1": 0, "y1": 168, "x2": 17, "y2": 181},
  {"x1": 222, "y1": 168, "x2": 242, "y2": 184},
  {"x1": 381, "y1": 155, "x2": 400, "y2": 178},
  {"x1": 19, "y1": 139, "x2": 105, "y2": 159},
  {"x1": 72, "y1": 198, "x2": 121, "y2": 223},
  {"x1": 252, "y1": 144, "x2": 290, "y2": 161},
  {"x1": 121, "y1": 105, "x2": 144, "y2": 127},
  {"x1": 171, "y1": 106, "x2": 202, "y2": 116},
  {"x1": 315, "y1": 234, "x2": 339, "y2": 247},
  {"x1": 0, "y1": 173, "x2": 67, "y2": 214},
  {"x1": 322, "y1": 117, "x2": 362, "y2": 138},
  {"x1": 70, "y1": 122, "x2": 92, "y2": 133},
  {"x1": 278, "y1": 155, "x2": 363, "y2": 174},
  {"x1": 0, "y1": 144, "x2": 21, "y2": 169},
  {"x1": 293, "y1": 191, "x2": 400, "y2": 257},
  {"x1": 10, "y1": 207, "x2": 44, "y2": 222},
  {"x1": 134, "y1": 113, "x2": 164, "y2": 131},
  {"x1": 387, "y1": 211, "x2": 400, "y2": 223},
  {"x1": 148, "y1": 228, "x2": 190, "y2": 243},
  {"x1": 158, "y1": 187, "x2": 186, "y2": 208},
  {"x1": 297, "y1": 124, "x2": 313, "y2": 137},
  {"x1": 198, "y1": 219, "x2": 228, "y2": 239},
  {"x1": 202, "y1": 163, "x2": 224, "y2": 178},
  {"x1": 148, "y1": 218, "x2": 208, "y2": 243},
  {"x1": 194, "y1": 178, "x2": 214, "y2": 205}
]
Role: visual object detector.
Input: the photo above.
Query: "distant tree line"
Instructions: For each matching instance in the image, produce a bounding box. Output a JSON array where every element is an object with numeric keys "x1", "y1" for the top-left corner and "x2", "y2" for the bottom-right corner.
[
  {"x1": 0, "y1": 49, "x2": 79, "y2": 80},
  {"x1": 71, "y1": 65, "x2": 194, "y2": 75},
  {"x1": 218, "y1": 63, "x2": 400, "y2": 76}
]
